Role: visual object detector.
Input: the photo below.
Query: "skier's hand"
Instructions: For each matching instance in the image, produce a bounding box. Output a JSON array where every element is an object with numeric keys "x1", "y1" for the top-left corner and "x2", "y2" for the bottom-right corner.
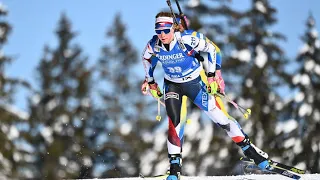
[
  {"x1": 148, "y1": 81, "x2": 163, "y2": 99},
  {"x1": 214, "y1": 70, "x2": 225, "y2": 94},
  {"x1": 207, "y1": 77, "x2": 218, "y2": 95},
  {"x1": 141, "y1": 79, "x2": 149, "y2": 95}
]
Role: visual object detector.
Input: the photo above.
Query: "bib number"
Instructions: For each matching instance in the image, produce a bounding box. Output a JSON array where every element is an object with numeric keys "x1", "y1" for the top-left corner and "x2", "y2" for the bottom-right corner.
[{"x1": 167, "y1": 66, "x2": 182, "y2": 73}]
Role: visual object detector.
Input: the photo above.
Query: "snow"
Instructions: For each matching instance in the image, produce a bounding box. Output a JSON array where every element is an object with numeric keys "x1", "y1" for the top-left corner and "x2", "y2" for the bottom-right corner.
[
  {"x1": 311, "y1": 142, "x2": 319, "y2": 153},
  {"x1": 274, "y1": 101, "x2": 283, "y2": 111},
  {"x1": 255, "y1": 45, "x2": 267, "y2": 68},
  {"x1": 0, "y1": 103, "x2": 29, "y2": 120},
  {"x1": 231, "y1": 49, "x2": 251, "y2": 62},
  {"x1": 310, "y1": 28, "x2": 318, "y2": 38},
  {"x1": 187, "y1": 0, "x2": 200, "y2": 8},
  {"x1": 8, "y1": 126, "x2": 19, "y2": 140},
  {"x1": 283, "y1": 137, "x2": 296, "y2": 148},
  {"x1": 292, "y1": 73, "x2": 311, "y2": 86},
  {"x1": 0, "y1": 2, "x2": 7, "y2": 13},
  {"x1": 153, "y1": 132, "x2": 166, "y2": 152},
  {"x1": 262, "y1": 105, "x2": 270, "y2": 114},
  {"x1": 186, "y1": 111, "x2": 201, "y2": 140},
  {"x1": 69, "y1": 161, "x2": 80, "y2": 172},
  {"x1": 120, "y1": 122, "x2": 132, "y2": 135},
  {"x1": 294, "y1": 92, "x2": 305, "y2": 103},
  {"x1": 237, "y1": 98, "x2": 253, "y2": 109},
  {"x1": 80, "y1": 174, "x2": 320, "y2": 180},
  {"x1": 313, "y1": 110, "x2": 320, "y2": 122},
  {"x1": 140, "y1": 150, "x2": 157, "y2": 175},
  {"x1": 304, "y1": 60, "x2": 315, "y2": 71},
  {"x1": 63, "y1": 49, "x2": 73, "y2": 58},
  {"x1": 293, "y1": 139, "x2": 303, "y2": 154},
  {"x1": 81, "y1": 97, "x2": 91, "y2": 107},
  {"x1": 255, "y1": 1, "x2": 267, "y2": 14},
  {"x1": 292, "y1": 74, "x2": 300, "y2": 85},
  {"x1": 154, "y1": 159, "x2": 167, "y2": 176},
  {"x1": 59, "y1": 156, "x2": 68, "y2": 166},
  {"x1": 296, "y1": 162, "x2": 307, "y2": 171},
  {"x1": 46, "y1": 99, "x2": 58, "y2": 111},
  {"x1": 275, "y1": 119, "x2": 298, "y2": 134},
  {"x1": 218, "y1": 147, "x2": 228, "y2": 159},
  {"x1": 40, "y1": 126, "x2": 53, "y2": 144},
  {"x1": 245, "y1": 78, "x2": 253, "y2": 88},
  {"x1": 314, "y1": 65, "x2": 320, "y2": 75},
  {"x1": 198, "y1": 124, "x2": 213, "y2": 155},
  {"x1": 182, "y1": 142, "x2": 191, "y2": 157},
  {"x1": 31, "y1": 94, "x2": 41, "y2": 105},
  {"x1": 184, "y1": 162, "x2": 196, "y2": 175},
  {"x1": 299, "y1": 43, "x2": 309, "y2": 55},
  {"x1": 142, "y1": 131, "x2": 153, "y2": 143},
  {"x1": 300, "y1": 74, "x2": 311, "y2": 86},
  {"x1": 315, "y1": 39, "x2": 320, "y2": 48},
  {"x1": 298, "y1": 103, "x2": 312, "y2": 117},
  {"x1": 83, "y1": 156, "x2": 93, "y2": 167}
]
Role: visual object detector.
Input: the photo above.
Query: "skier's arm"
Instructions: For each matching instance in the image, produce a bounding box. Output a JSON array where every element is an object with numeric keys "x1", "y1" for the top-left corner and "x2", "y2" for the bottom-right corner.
[
  {"x1": 142, "y1": 41, "x2": 159, "y2": 83},
  {"x1": 183, "y1": 34, "x2": 217, "y2": 76},
  {"x1": 183, "y1": 33, "x2": 225, "y2": 94},
  {"x1": 190, "y1": 31, "x2": 222, "y2": 71},
  {"x1": 141, "y1": 40, "x2": 162, "y2": 98},
  {"x1": 204, "y1": 37, "x2": 222, "y2": 71},
  {"x1": 202, "y1": 37, "x2": 225, "y2": 93}
]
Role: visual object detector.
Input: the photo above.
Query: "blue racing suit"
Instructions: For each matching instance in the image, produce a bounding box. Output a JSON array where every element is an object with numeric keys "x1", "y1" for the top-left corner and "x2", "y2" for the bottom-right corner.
[{"x1": 142, "y1": 30, "x2": 245, "y2": 154}]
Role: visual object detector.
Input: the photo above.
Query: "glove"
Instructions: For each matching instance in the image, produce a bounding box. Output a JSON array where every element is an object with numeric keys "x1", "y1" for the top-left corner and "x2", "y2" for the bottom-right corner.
[
  {"x1": 215, "y1": 70, "x2": 225, "y2": 94},
  {"x1": 207, "y1": 77, "x2": 218, "y2": 95},
  {"x1": 207, "y1": 70, "x2": 225, "y2": 95},
  {"x1": 141, "y1": 79, "x2": 149, "y2": 95},
  {"x1": 148, "y1": 81, "x2": 163, "y2": 99}
]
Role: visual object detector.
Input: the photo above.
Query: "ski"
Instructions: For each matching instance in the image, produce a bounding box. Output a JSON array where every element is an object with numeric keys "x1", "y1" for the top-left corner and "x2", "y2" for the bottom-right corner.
[
  {"x1": 139, "y1": 173, "x2": 168, "y2": 179},
  {"x1": 240, "y1": 157, "x2": 302, "y2": 179},
  {"x1": 241, "y1": 157, "x2": 306, "y2": 174},
  {"x1": 139, "y1": 173, "x2": 187, "y2": 179}
]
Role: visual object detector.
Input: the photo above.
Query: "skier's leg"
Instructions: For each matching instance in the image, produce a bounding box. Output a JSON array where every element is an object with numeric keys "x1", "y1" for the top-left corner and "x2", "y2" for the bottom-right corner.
[
  {"x1": 185, "y1": 79, "x2": 270, "y2": 169},
  {"x1": 215, "y1": 95, "x2": 269, "y2": 159},
  {"x1": 165, "y1": 96, "x2": 188, "y2": 175},
  {"x1": 164, "y1": 80, "x2": 183, "y2": 180}
]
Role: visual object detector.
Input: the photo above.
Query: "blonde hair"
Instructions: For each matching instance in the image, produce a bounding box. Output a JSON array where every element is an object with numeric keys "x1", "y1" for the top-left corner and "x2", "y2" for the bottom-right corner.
[{"x1": 155, "y1": 11, "x2": 181, "y2": 32}]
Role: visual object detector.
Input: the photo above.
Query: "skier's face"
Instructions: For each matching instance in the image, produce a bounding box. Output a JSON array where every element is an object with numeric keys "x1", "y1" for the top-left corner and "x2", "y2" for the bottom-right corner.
[
  {"x1": 156, "y1": 27, "x2": 174, "y2": 44},
  {"x1": 155, "y1": 20, "x2": 174, "y2": 44}
]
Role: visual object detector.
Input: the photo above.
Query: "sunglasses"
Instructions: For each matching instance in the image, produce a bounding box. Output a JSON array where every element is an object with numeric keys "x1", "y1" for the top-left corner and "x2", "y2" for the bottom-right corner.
[{"x1": 155, "y1": 28, "x2": 172, "y2": 35}]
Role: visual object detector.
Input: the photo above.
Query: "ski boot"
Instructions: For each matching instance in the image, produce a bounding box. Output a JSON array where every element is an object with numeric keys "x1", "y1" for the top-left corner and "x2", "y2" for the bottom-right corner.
[
  {"x1": 243, "y1": 134, "x2": 269, "y2": 159},
  {"x1": 237, "y1": 137, "x2": 270, "y2": 170},
  {"x1": 166, "y1": 154, "x2": 182, "y2": 180}
]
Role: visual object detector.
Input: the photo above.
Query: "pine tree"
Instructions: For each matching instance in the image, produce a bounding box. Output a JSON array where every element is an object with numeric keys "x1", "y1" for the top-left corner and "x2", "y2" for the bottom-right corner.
[
  {"x1": 27, "y1": 13, "x2": 94, "y2": 179},
  {"x1": 173, "y1": 0, "x2": 288, "y2": 175},
  {"x1": 283, "y1": 13, "x2": 320, "y2": 173},
  {"x1": 92, "y1": 13, "x2": 159, "y2": 178},
  {"x1": 220, "y1": 0, "x2": 288, "y2": 162},
  {"x1": 0, "y1": 3, "x2": 31, "y2": 179}
]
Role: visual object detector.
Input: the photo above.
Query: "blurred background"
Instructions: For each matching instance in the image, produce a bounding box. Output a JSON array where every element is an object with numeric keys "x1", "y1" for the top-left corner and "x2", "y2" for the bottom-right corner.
[{"x1": 1, "y1": 0, "x2": 320, "y2": 179}]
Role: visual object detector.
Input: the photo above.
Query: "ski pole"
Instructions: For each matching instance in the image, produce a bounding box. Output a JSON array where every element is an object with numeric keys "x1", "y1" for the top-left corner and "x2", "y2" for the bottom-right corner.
[
  {"x1": 143, "y1": 83, "x2": 166, "y2": 120},
  {"x1": 144, "y1": 84, "x2": 166, "y2": 107},
  {"x1": 166, "y1": 0, "x2": 180, "y2": 25},
  {"x1": 156, "y1": 98, "x2": 162, "y2": 121},
  {"x1": 174, "y1": 0, "x2": 188, "y2": 30},
  {"x1": 216, "y1": 92, "x2": 252, "y2": 119},
  {"x1": 147, "y1": 92, "x2": 165, "y2": 107}
]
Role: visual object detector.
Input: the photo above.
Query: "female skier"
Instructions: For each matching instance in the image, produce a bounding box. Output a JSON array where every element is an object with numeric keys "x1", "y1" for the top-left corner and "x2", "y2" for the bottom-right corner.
[{"x1": 141, "y1": 12, "x2": 270, "y2": 180}]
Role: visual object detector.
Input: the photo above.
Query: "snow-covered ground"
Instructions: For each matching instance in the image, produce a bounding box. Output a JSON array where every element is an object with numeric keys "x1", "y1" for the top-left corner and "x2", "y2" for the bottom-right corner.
[{"x1": 83, "y1": 174, "x2": 320, "y2": 180}]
